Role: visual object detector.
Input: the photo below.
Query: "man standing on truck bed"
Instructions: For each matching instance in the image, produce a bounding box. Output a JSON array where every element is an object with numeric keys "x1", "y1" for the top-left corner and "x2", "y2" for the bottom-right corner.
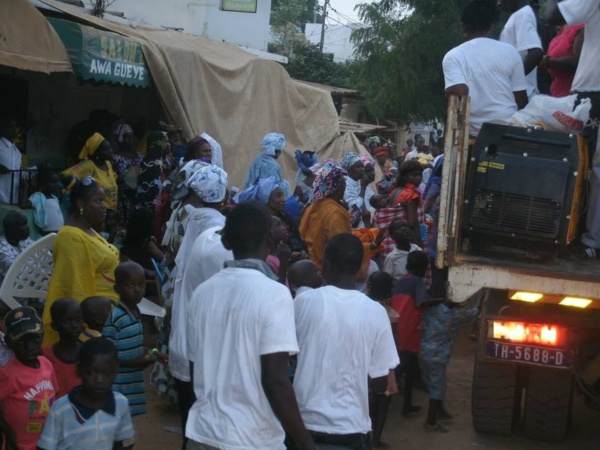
[
  {"x1": 547, "y1": 0, "x2": 600, "y2": 259},
  {"x1": 443, "y1": 0, "x2": 528, "y2": 137},
  {"x1": 500, "y1": 0, "x2": 544, "y2": 99}
]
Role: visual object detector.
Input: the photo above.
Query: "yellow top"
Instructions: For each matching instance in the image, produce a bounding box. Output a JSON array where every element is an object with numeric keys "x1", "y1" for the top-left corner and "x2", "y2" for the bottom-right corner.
[
  {"x1": 61, "y1": 160, "x2": 118, "y2": 211},
  {"x1": 43, "y1": 226, "x2": 119, "y2": 345},
  {"x1": 299, "y1": 198, "x2": 352, "y2": 269}
]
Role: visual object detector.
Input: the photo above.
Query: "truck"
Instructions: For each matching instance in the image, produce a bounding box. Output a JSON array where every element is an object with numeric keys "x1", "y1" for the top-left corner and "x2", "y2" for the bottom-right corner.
[{"x1": 438, "y1": 95, "x2": 600, "y2": 441}]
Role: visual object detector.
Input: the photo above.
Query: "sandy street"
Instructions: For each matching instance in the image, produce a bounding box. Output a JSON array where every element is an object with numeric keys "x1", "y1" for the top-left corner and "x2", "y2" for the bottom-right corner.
[{"x1": 136, "y1": 328, "x2": 600, "y2": 449}]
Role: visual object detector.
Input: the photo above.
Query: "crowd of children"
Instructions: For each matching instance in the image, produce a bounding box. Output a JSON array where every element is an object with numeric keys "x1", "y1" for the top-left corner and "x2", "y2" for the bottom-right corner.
[{"x1": 0, "y1": 260, "x2": 166, "y2": 450}]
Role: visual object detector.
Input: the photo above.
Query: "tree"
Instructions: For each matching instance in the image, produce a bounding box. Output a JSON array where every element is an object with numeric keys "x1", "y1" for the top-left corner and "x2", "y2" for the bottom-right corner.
[
  {"x1": 271, "y1": 0, "x2": 319, "y2": 30},
  {"x1": 285, "y1": 41, "x2": 353, "y2": 87},
  {"x1": 351, "y1": 0, "x2": 472, "y2": 121}
]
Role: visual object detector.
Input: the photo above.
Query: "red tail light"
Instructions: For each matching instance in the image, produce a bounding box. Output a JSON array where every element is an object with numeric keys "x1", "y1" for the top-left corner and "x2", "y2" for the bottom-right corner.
[{"x1": 491, "y1": 321, "x2": 565, "y2": 347}]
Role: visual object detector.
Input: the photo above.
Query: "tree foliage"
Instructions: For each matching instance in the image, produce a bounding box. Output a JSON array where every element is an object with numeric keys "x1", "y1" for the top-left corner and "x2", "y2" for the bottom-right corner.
[
  {"x1": 351, "y1": 0, "x2": 472, "y2": 121},
  {"x1": 285, "y1": 41, "x2": 353, "y2": 88},
  {"x1": 269, "y1": 0, "x2": 352, "y2": 88}
]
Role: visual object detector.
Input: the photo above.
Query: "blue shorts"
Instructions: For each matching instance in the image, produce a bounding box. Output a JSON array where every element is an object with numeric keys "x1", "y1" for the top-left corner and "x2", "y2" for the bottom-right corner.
[{"x1": 419, "y1": 359, "x2": 447, "y2": 400}]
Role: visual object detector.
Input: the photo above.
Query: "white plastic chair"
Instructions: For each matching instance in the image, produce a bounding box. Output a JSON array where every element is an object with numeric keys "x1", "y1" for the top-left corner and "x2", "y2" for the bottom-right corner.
[{"x1": 0, "y1": 233, "x2": 56, "y2": 309}]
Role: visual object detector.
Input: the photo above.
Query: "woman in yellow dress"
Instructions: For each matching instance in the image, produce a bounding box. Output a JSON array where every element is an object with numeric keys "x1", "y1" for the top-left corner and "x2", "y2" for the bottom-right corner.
[
  {"x1": 61, "y1": 132, "x2": 118, "y2": 212},
  {"x1": 42, "y1": 178, "x2": 119, "y2": 344}
]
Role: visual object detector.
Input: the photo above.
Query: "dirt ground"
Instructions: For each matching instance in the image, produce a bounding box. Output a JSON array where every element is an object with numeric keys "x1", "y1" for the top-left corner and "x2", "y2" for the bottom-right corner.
[{"x1": 135, "y1": 328, "x2": 600, "y2": 449}]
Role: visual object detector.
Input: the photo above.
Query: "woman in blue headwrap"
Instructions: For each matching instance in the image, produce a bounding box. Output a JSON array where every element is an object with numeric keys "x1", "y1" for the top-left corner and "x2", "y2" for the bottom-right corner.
[
  {"x1": 244, "y1": 132, "x2": 290, "y2": 198},
  {"x1": 236, "y1": 177, "x2": 306, "y2": 253}
]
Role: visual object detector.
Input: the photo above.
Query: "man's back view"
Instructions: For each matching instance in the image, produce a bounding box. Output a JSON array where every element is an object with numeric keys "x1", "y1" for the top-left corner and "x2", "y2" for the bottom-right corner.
[
  {"x1": 186, "y1": 201, "x2": 315, "y2": 450},
  {"x1": 294, "y1": 234, "x2": 399, "y2": 449}
]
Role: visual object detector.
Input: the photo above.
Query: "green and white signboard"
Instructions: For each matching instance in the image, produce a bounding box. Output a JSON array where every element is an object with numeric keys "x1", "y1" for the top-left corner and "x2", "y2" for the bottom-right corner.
[{"x1": 221, "y1": 0, "x2": 258, "y2": 13}]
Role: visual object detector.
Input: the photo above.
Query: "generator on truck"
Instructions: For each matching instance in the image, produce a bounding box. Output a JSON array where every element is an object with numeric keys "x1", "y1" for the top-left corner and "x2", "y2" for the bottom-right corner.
[{"x1": 438, "y1": 96, "x2": 600, "y2": 442}]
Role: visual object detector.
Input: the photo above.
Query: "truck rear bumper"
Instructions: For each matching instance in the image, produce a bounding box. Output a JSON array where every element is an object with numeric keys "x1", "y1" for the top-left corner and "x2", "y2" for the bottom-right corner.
[{"x1": 448, "y1": 262, "x2": 599, "y2": 304}]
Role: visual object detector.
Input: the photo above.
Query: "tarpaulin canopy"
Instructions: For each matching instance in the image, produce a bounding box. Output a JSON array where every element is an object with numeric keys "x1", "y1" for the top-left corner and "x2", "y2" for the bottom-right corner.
[
  {"x1": 0, "y1": 0, "x2": 71, "y2": 73},
  {"x1": 38, "y1": 0, "x2": 365, "y2": 186},
  {"x1": 47, "y1": 17, "x2": 151, "y2": 88}
]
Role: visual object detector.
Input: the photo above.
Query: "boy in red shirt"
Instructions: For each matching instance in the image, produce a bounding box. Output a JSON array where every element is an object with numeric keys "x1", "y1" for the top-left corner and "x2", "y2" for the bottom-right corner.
[
  {"x1": 391, "y1": 251, "x2": 429, "y2": 416},
  {"x1": 0, "y1": 307, "x2": 58, "y2": 450},
  {"x1": 42, "y1": 298, "x2": 83, "y2": 398}
]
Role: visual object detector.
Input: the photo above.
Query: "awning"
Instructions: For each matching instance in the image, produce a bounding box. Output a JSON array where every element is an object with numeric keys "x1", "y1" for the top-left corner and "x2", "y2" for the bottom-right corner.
[
  {"x1": 47, "y1": 18, "x2": 151, "y2": 88},
  {"x1": 339, "y1": 118, "x2": 387, "y2": 134},
  {"x1": 0, "y1": 0, "x2": 71, "y2": 73}
]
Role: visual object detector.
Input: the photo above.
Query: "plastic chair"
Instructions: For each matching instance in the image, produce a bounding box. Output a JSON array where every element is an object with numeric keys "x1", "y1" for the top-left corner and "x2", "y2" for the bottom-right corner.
[{"x1": 0, "y1": 233, "x2": 56, "y2": 310}]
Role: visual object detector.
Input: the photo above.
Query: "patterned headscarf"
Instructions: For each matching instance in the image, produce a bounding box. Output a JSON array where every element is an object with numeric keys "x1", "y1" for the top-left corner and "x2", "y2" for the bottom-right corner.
[
  {"x1": 235, "y1": 176, "x2": 281, "y2": 204},
  {"x1": 170, "y1": 160, "x2": 210, "y2": 204},
  {"x1": 340, "y1": 152, "x2": 361, "y2": 170},
  {"x1": 187, "y1": 164, "x2": 229, "y2": 203},
  {"x1": 261, "y1": 132, "x2": 286, "y2": 156},
  {"x1": 311, "y1": 162, "x2": 347, "y2": 202},
  {"x1": 78, "y1": 132, "x2": 105, "y2": 160}
]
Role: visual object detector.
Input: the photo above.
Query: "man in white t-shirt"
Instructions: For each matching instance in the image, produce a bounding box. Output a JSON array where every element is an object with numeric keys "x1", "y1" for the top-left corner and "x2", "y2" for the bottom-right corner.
[
  {"x1": 500, "y1": 0, "x2": 543, "y2": 98},
  {"x1": 185, "y1": 201, "x2": 315, "y2": 450},
  {"x1": 547, "y1": 0, "x2": 600, "y2": 258},
  {"x1": 169, "y1": 224, "x2": 232, "y2": 448},
  {"x1": 0, "y1": 116, "x2": 22, "y2": 204},
  {"x1": 443, "y1": 0, "x2": 528, "y2": 136},
  {"x1": 294, "y1": 233, "x2": 399, "y2": 448}
]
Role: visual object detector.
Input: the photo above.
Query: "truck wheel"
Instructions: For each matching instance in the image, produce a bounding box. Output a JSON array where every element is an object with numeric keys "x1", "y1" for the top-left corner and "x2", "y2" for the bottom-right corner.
[
  {"x1": 523, "y1": 367, "x2": 573, "y2": 441},
  {"x1": 472, "y1": 359, "x2": 520, "y2": 436}
]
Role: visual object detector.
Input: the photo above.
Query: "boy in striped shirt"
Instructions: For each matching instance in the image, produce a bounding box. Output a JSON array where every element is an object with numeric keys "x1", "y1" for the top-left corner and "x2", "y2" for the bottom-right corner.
[
  {"x1": 37, "y1": 338, "x2": 135, "y2": 450},
  {"x1": 103, "y1": 262, "x2": 167, "y2": 416}
]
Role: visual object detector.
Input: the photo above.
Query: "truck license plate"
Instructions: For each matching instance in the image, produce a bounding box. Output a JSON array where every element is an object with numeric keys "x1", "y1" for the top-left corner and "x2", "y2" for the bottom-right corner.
[{"x1": 485, "y1": 340, "x2": 571, "y2": 368}]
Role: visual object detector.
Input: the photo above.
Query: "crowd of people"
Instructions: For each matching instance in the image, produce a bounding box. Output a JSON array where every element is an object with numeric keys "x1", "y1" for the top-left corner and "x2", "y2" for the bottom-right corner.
[
  {"x1": 2, "y1": 0, "x2": 597, "y2": 448},
  {"x1": 0, "y1": 107, "x2": 477, "y2": 450}
]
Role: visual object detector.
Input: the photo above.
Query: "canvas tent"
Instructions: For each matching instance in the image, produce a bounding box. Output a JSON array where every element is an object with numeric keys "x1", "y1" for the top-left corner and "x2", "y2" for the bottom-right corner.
[
  {"x1": 39, "y1": 0, "x2": 365, "y2": 186},
  {"x1": 0, "y1": 0, "x2": 71, "y2": 73}
]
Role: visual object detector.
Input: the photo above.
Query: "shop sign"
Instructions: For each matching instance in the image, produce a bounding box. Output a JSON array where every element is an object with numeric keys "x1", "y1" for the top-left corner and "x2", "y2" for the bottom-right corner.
[{"x1": 221, "y1": 0, "x2": 258, "y2": 13}]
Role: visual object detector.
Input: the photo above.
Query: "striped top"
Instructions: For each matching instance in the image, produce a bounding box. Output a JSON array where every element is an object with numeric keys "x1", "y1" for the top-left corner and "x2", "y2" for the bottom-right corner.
[
  {"x1": 102, "y1": 303, "x2": 146, "y2": 416},
  {"x1": 37, "y1": 388, "x2": 135, "y2": 450}
]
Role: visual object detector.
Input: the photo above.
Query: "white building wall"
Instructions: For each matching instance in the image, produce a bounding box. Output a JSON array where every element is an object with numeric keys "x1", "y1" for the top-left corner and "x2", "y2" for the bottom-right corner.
[
  {"x1": 105, "y1": 0, "x2": 272, "y2": 51},
  {"x1": 305, "y1": 23, "x2": 357, "y2": 62}
]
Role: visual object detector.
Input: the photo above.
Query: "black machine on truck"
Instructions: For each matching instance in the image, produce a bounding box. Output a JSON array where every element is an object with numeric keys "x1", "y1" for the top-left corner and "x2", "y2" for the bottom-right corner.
[{"x1": 438, "y1": 96, "x2": 600, "y2": 441}]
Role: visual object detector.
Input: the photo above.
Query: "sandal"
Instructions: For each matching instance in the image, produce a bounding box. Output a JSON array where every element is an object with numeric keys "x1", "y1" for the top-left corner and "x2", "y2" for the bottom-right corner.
[{"x1": 583, "y1": 247, "x2": 599, "y2": 259}]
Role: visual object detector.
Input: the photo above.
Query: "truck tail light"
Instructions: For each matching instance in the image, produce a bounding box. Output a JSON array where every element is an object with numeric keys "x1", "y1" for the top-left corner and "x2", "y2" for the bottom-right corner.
[
  {"x1": 491, "y1": 321, "x2": 565, "y2": 347},
  {"x1": 510, "y1": 292, "x2": 543, "y2": 302},
  {"x1": 559, "y1": 297, "x2": 592, "y2": 308}
]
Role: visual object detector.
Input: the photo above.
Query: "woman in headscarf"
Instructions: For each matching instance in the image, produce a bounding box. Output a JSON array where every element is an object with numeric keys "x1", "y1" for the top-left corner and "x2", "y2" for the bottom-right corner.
[
  {"x1": 236, "y1": 176, "x2": 306, "y2": 253},
  {"x1": 374, "y1": 160, "x2": 427, "y2": 266},
  {"x1": 61, "y1": 132, "x2": 118, "y2": 212},
  {"x1": 182, "y1": 136, "x2": 212, "y2": 164},
  {"x1": 43, "y1": 178, "x2": 120, "y2": 344},
  {"x1": 135, "y1": 131, "x2": 172, "y2": 213},
  {"x1": 341, "y1": 152, "x2": 375, "y2": 229},
  {"x1": 244, "y1": 132, "x2": 290, "y2": 198},
  {"x1": 299, "y1": 162, "x2": 385, "y2": 269},
  {"x1": 112, "y1": 123, "x2": 143, "y2": 222},
  {"x1": 360, "y1": 154, "x2": 377, "y2": 226},
  {"x1": 153, "y1": 161, "x2": 229, "y2": 418},
  {"x1": 293, "y1": 149, "x2": 318, "y2": 205}
]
